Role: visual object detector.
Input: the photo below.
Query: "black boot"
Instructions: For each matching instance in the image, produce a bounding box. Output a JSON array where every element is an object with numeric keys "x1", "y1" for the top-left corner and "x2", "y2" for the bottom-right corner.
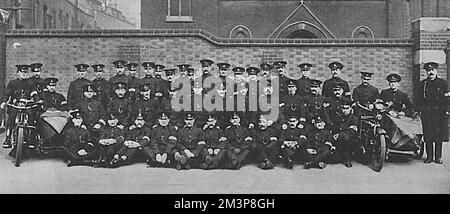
[
  {"x1": 284, "y1": 157, "x2": 293, "y2": 169},
  {"x1": 424, "y1": 142, "x2": 433, "y2": 163},
  {"x1": 3, "y1": 138, "x2": 12, "y2": 149},
  {"x1": 435, "y1": 142, "x2": 443, "y2": 164}
]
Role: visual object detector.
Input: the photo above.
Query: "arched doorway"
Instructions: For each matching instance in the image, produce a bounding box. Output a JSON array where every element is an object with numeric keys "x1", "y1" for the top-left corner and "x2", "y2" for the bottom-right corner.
[{"x1": 287, "y1": 29, "x2": 318, "y2": 38}]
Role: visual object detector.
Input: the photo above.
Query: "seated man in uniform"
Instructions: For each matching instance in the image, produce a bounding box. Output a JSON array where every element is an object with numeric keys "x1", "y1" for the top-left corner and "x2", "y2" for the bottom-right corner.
[
  {"x1": 63, "y1": 110, "x2": 98, "y2": 167},
  {"x1": 108, "y1": 82, "x2": 132, "y2": 130},
  {"x1": 95, "y1": 112, "x2": 125, "y2": 168},
  {"x1": 280, "y1": 115, "x2": 308, "y2": 169},
  {"x1": 224, "y1": 112, "x2": 254, "y2": 169},
  {"x1": 110, "y1": 112, "x2": 151, "y2": 168},
  {"x1": 254, "y1": 114, "x2": 280, "y2": 170},
  {"x1": 174, "y1": 113, "x2": 204, "y2": 170},
  {"x1": 199, "y1": 113, "x2": 228, "y2": 170},
  {"x1": 332, "y1": 98, "x2": 359, "y2": 168},
  {"x1": 380, "y1": 74, "x2": 414, "y2": 117},
  {"x1": 40, "y1": 77, "x2": 68, "y2": 111},
  {"x1": 144, "y1": 112, "x2": 178, "y2": 167},
  {"x1": 304, "y1": 116, "x2": 334, "y2": 169}
]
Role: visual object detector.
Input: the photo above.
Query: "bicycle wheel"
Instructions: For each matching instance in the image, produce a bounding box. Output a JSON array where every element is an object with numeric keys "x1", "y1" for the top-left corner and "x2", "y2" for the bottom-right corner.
[{"x1": 372, "y1": 134, "x2": 386, "y2": 172}]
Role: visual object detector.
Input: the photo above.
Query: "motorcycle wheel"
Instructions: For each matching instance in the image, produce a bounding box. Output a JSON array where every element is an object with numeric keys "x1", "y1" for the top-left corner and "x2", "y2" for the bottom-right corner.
[
  {"x1": 14, "y1": 128, "x2": 25, "y2": 167},
  {"x1": 372, "y1": 134, "x2": 386, "y2": 172},
  {"x1": 413, "y1": 136, "x2": 425, "y2": 159}
]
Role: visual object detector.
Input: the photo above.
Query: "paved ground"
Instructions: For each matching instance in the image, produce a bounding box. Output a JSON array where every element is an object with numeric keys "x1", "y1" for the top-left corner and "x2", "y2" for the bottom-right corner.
[{"x1": 0, "y1": 133, "x2": 449, "y2": 194}]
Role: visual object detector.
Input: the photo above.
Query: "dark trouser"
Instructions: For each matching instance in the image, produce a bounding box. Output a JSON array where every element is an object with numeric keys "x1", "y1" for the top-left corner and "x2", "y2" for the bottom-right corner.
[
  {"x1": 256, "y1": 142, "x2": 280, "y2": 162},
  {"x1": 98, "y1": 144, "x2": 121, "y2": 161},
  {"x1": 179, "y1": 147, "x2": 204, "y2": 168},
  {"x1": 335, "y1": 132, "x2": 356, "y2": 162},
  {"x1": 143, "y1": 143, "x2": 176, "y2": 166},
  {"x1": 422, "y1": 109, "x2": 447, "y2": 161},
  {"x1": 117, "y1": 147, "x2": 140, "y2": 160},
  {"x1": 203, "y1": 147, "x2": 226, "y2": 167},
  {"x1": 306, "y1": 146, "x2": 331, "y2": 165},
  {"x1": 226, "y1": 148, "x2": 251, "y2": 164}
]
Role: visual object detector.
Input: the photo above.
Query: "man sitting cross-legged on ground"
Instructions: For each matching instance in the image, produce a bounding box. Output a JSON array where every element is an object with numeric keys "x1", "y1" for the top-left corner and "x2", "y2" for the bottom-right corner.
[
  {"x1": 63, "y1": 110, "x2": 98, "y2": 167},
  {"x1": 224, "y1": 112, "x2": 254, "y2": 169},
  {"x1": 199, "y1": 113, "x2": 228, "y2": 170},
  {"x1": 95, "y1": 112, "x2": 125, "y2": 168},
  {"x1": 304, "y1": 116, "x2": 334, "y2": 170},
  {"x1": 110, "y1": 112, "x2": 152, "y2": 168},
  {"x1": 173, "y1": 113, "x2": 204, "y2": 170}
]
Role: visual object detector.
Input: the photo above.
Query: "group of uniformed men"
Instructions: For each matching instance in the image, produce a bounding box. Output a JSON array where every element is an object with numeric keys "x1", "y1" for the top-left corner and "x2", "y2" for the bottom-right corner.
[{"x1": 1, "y1": 59, "x2": 448, "y2": 170}]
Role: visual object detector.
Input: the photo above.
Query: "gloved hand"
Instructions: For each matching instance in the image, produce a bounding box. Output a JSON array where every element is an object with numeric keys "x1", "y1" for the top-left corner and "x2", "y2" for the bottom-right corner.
[
  {"x1": 214, "y1": 149, "x2": 220, "y2": 155},
  {"x1": 117, "y1": 125, "x2": 125, "y2": 130},
  {"x1": 93, "y1": 124, "x2": 101, "y2": 129},
  {"x1": 0, "y1": 102, "x2": 5, "y2": 109},
  {"x1": 184, "y1": 149, "x2": 195, "y2": 158},
  {"x1": 233, "y1": 148, "x2": 241, "y2": 154},
  {"x1": 307, "y1": 149, "x2": 317, "y2": 155},
  {"x1": 208, "y1": 148, "x2": 214, "y2": 155},
  {"x1": 77, "y1": 149, "x2": 87, "y2": 156},
  {"x1": 129, "y1": 125, "x2": 137, "y2": 131}
]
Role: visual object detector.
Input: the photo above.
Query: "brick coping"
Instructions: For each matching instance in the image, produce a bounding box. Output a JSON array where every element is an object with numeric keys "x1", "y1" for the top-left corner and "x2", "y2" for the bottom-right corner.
[{"x1": 6, "y1": 29, "x2": 413, "y2": 47}]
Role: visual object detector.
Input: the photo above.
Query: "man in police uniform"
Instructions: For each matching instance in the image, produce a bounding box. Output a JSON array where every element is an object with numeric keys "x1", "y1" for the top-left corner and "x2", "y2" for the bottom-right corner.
[
  {"x1": 28, "y1": 63, "x2": 47, "y2": 96},
  {"x1": 91, "y1": 64, "x2": 110, "y2": 109},
  {"x1": 1, "y1": 65, "x2": 34, "y2": 148},
  {"x1": 273, "y1": 60, "x2": 292, "y2": 97},
  {"x1": 254, "y1": 114, "x2": 280, "y2": 170},
  {"x1": 353, "y1": 71, "x2": 379, "y2": 109},
  {"x1": 380, "y1": 74, "x2": 414, "y2": 117},
  {"x1": 108, "y1": 82, "x2": 132, "y2": 130},
  {"x1": 200, "y1": 59, "x2": 214, "y2": 79},
  {"x1": 305, "y1": 79, "x2": 331, "y2": 125},
  {"x1": 96, "y1": 112, "x2": 125, "y2": 167},
  {"x1": 132, "y1": 83, "x2": 158, "y2": 127},
  {"x1": 41, "y1": 77, "x2": 67, "y2": 111},
  {"x1": 126, "y1": 63, "x2": 141, "y2": 102},
  {"x1": 224, "y1": 112, "x2": 253, "y2": 169},
  {"x1": 246, "y1": 67, "x2": 261, "y2": 129},
  {"x1": 141, "y1": 62, "x2": 156, "y2": 88},
  {"x1": 304, "y1": 116, "x2": 333, "y2": 169},
  {"x1": 178, "y1": 64, "x2": 191, "y2": 78},
  {"x1": 322, "y1": 61, "x2": 351, "y2": 98},
  {"x1": 327, "y1": 82, "x2": 348, "y2": 129},
  {"x1": 72, "y1": 84, "x2": 106, "y2": 131},
  {"x1": 332, "y1": 98, "x2": 358, "y2": 168},
  {"x1": 109, "y1": 60, "x2": 130, "y2": 96},
  {"x1": 68, "y1": 64, "x2": 91, "y2": 108},
  {"x1": 199, "y1": 113, "x2": 227, "y2": 169},
  {"x1": 153, "y1": 64, "x2": 169, "y2": 98},
  {"x1": 280, "y1": 114, "x2": 308, "y2": 169},
  {"x1": 145, "y1": 112, "x2": 178, "y2": 167},
  {"x1": 175, "y1": 113, "x2": 204, "y2": 169},
  {"x1": 417, "y1": 62, "x2": 449, "y2": 164},
  {"x1": 279, "y1": 80, "x2": 308, "y2": 125},
  {"x1": 296, "y1": 63, "x2": 313, "y2": 98},
  {"x1": 63, "y1": 110, "x2": 98, "y2": 167},
  {"x1": 260, "y1": 63, "x2": 273, "y2": 79}
]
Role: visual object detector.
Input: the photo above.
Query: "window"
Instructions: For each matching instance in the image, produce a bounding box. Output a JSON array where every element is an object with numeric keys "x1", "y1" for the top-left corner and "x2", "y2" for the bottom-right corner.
[
  {"x1": 351, "y1": 26, "x2": 374, "y2": 38},
  {"x1": 65, "y1": 14, "x2": 69, "y2": 29},
  {"x1": 166, "y1": 0, "x2": 193, "y2": 22},
  {"x1": 229, "y1": 25, "x2": 253, "y2": 38},
  {"x1": 59, "y1": 9, "x2": 63, "y2": 29}
]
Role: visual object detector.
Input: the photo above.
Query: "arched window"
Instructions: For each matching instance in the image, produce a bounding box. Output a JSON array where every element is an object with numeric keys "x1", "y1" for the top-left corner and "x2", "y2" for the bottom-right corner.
[
  {"x1": 276, "y1": 21, "x2": 327, "y2": 38},
  {"x1": 351, "y1": 26, "x2": 374, "y2": 38},
  {"x1": 229, "y1": 25, "x2": 252, "y2": 38}
]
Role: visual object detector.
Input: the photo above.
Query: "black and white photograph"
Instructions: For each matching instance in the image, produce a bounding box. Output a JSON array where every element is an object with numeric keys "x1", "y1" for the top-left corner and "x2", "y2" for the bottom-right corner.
[{"x1": 0, "y1": 0, "x2": 450, "y2": 200}]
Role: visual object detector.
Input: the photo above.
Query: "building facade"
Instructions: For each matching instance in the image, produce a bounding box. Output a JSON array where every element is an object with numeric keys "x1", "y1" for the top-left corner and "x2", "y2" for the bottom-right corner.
[
  {"x1": 0, "y1": 0, "x2": 136, "y2": 29},
  {"x1": 142, "y1": 0, "x2": 450, "y2": 39}
]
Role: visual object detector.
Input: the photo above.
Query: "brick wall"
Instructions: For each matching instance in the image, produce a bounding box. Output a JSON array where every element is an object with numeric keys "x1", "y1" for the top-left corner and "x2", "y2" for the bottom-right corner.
[
  {"x1": 411, "y1": 18, "x2": 450, "y2": 103},
  {"x1": 5, "y1": 29, "x2": 414, "y2": 99},
  {"x1": 0, "y1": 23, "x2": 7, "y2": 95}
]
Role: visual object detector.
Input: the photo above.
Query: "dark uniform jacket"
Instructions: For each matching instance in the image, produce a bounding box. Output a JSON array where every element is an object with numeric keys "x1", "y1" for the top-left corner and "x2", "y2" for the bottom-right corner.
[
  {"x1": 67, "y1": 78, "x2": 91, "y2": 108},
  {"x1": 322, "y1": 77, "x2": 350, "y2": 98},
  {"x1": 99, "y1": 125, "x2": 125, "y2": 146},
  {"x1": 150, "y1": 124, "x2": 178, "y2": 153},
  {"x1": 127, "y1": 76, "x2": 141, "y2": 101},
  {"x1": 200, "y1": 126, "x2": 226, "y2": 149},
  {"x1": 417, "y1": 77, "x2": 449, "y2": 140},
  {"x1": 280, "y1": 126, "x2": 308, "y2": 143},
  {"x1": 334, "y1": 113, "x2": 359, "y2": 136},
  {"x1": 132, "y1": 98, "x2": 159, "y2": 125},
  {"x1": 278, "y1": 75, "x2": 295, "y2": 96},
  {"x1": 280, "y1": 93, "x2": 308, "y2": 123},
  {"x1": 305, "y1": 94, "x2": 331, "y2": 124},
  {"x1": 307, "y1": 128, "x2": 334, "y2": 150},
  {"x1": 64, "y1": 125, "x2": 95, "y2": 158},
  {"x1": 140, "y1": 76, "x2": 155, "y2": 88},
  {"x1": 224, "y1": 125, "x2": 252, "y2": 150},
  {"x1": 92, "y1": 77, "x2": 111, "y2": 108},
  {"x1": 73, "y1": 98, "x2": 106, "y2": 128},
  {"x1": 126, "y1": 126, "x2": 151, "y2": 147},
  {"x1": 254, "y1": 127, "x2": 279, "y2": 147},
  {"x1": 353, "y1": 84, "x2": 379, "y2": 106},
  {"x1": 27, "y1": 76, "x2": 47, "y2": 94},
  {"x1": 41, "y1": 91, "x2": 67, "y2": 111},
  {"x1": 2, "y1": 78, "x2": 34, "y2": 103},
  {"x1": 296, "y1": 76, "x2": 311, "y2": 98},
  {"x1": 380, "y1": 89, "x2": 413, "y2": 116},
  {"x1": 177, "y1": 126, "x2": 203, "y2": 152},
  {"x1": 108, "y1": 96, "x2": 132, "y2": 127}
]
